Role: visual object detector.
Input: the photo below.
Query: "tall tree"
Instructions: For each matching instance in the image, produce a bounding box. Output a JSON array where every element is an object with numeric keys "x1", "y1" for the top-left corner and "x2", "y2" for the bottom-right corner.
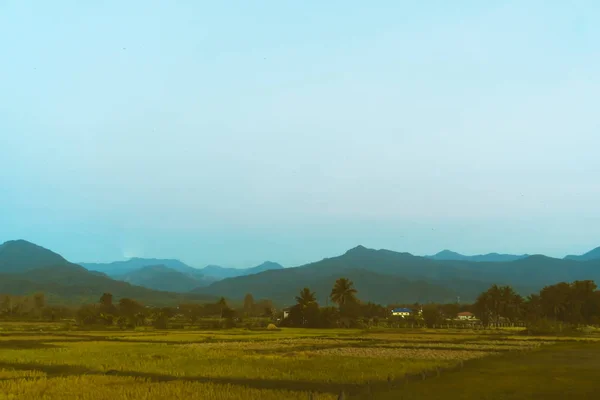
[
  {"x1": 217, "y1": 297, "x2": 228, "y2": 319},
  {"x1": 294, "y1": 288, "x2": 319, "y2": 326},
  {"x1": 540, "y1": 282, "x2": 571, "y2": 321},
  {"x1": 524, "y1": 294, "x2": 543, "y2": 322},
  {"x1": 421, "y1": 304, "x2": 443, "y2": 328},
  {"x1": 296, "y1": 288, "x2": 317, "y2": 308},
  {"x1": 33, "y1": 293, "x2": 45, "y2": 319},
  {"x1": 243, "y1": 293, "x2": 255, "y2": 316},
  {"x1": 99, "y1": 293, "x2": 113, "y2": 308},
  {"x1": 330, "y1": 278, "x2": 358, "y2": 306}
]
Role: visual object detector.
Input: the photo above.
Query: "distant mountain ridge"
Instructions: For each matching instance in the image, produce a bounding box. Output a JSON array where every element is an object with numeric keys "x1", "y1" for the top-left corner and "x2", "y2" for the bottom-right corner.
[
  {"x1": 200, "y1": 261, "x2": 284, "y2": 279},
  {"x1": 0, "y1": 240, "x2": 216, "y2": 305},
  {"x1": 80, "y1": 258, "x2": 203, "y2": 277},
  {"x1": 80, "y1": 258, "x2": 285, "y2": 290},
  {"x1": 195, "y1": 245, "x2": 600, "y2": 305},
  {"x1": 4, "y1": 239, "x2": 600, "y2": 306},
  {"x1": 564, "y1": 246, "x2": 600, "y2": 261},
  {"x1": 114, "y1": 265, "x2": 206, "y2": 292},
  {"x1": 0, "y1": 240, "x2": 68, "y2": 272},
  {"x1": 426, "y1": 250, "x2": 528, "y2": 262}
]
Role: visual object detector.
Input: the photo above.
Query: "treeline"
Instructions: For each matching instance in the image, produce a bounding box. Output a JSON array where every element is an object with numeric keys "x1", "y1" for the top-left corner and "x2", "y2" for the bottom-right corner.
[
  {"x1": 3, "y1": 279, "x2": 600, "y2": 332},
  {"x1": 471, "y1": 280, "x2": 600, "y2": 331},
  {"x1": 75, "y1": 293, "x2": 276, "y2": 329},
  {"x1": 279, "y1": 278, "x2": 471, "y2": 329},
  {"x1": 0, "y1": 293, "x2": 72, "y2": 320}
]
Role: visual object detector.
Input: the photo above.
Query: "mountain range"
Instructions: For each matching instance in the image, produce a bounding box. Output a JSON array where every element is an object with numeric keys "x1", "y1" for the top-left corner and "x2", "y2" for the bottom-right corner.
[
  {"x1": 79, "y1": 258, "x2": 284, "y2": 292},
  {"x1": 2, "y1": 239, "x2": 600, "y2": 307},
  {"x1": 426, "y1": 250, "x2": 528, "y2": 262},
  {"x1": 200, "y1": 262, "x2": 284, "y2": 279},
  {"x1": 0, "y1": 240, "x2": 215, "y2": 306},
  {"x1": 194, "y1": 245, "x2": 600, "y2": 305},
  {"x1": 564, "y1": 246, "x2": 600, "y2": 262}
]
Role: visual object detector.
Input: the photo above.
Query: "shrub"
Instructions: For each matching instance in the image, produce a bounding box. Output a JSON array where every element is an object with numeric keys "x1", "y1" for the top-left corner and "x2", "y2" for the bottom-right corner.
[{"x1": 267, "y1": 323, "x2": 278, "y2": 330}]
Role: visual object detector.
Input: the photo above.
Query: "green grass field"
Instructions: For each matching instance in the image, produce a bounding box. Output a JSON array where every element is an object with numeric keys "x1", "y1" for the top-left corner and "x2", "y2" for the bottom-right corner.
[{"x1": 1, "y1": 323, "x2": 598, "y2": 399}]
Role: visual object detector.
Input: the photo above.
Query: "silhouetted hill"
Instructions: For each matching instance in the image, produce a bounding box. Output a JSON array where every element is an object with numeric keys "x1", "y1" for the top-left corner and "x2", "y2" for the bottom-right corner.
[
  {"x1": 196, "y1": 267, "x2": 459, "y2": 306},
  {"x1": 80, "y1": 257, "x2": 204, "y2": 278},
  {"x1": 0, "y1": 239, "x2": 68, "y2": 273},
  {"x1": 195, "y1": 246, "x2": 492, "y2": 304},
  {"x1": 0, "y1": 240, "x2": 215, "y2": 306},
  {"x1": 565, "y1": 246, "x2": 600, "y2": 261},
  {"x1": 115, "y1": 265, "x2": 207, "y2": 292},
  {"x1": 426, "y1": 249, "x2": 528, "y2": 262},
  {"x1": 201, "y1": 261, "x2": 284, "y2": 279},
  {"x1": 195, "y1": 245, "x2": 600, "y2": 304},
  {"x1": 80, "y1": 258, "x2": 284, "y2": 283}
]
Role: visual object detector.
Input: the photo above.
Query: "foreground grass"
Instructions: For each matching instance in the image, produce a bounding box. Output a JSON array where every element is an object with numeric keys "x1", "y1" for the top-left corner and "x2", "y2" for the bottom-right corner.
[
  {"x1": 0, "y1": 327, "x2": 596, "y2": 399},
  {"x1": 367, "y1": 341, "x2": 600, "y2": 400}
]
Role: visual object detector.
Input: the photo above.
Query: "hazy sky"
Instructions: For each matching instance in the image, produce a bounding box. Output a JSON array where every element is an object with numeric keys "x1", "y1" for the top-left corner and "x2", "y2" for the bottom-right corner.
[{"x1": 1, "y1": 1, "x2": 599, "y2": 267}]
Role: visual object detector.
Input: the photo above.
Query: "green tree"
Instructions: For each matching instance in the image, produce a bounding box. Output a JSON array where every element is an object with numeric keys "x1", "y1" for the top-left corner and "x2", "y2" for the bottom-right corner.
[
  {"x1": 99, "y1": 293, "x2": 113, "y2": 308},
  {"x1": 524, "y1": 294, "x2": 543, "y2": 322},
  {"x1": 295, "y1": 288, "x2": 319, "y2": 326},
  {"x1": 296, "y1": 288, "x2": 317, "y2": 309},
  {"x1": 540, "y1": 282, "x2": 571, "y2": 322},
  {"x1": 243, "y1": 293, "x2": 255, "y2": 316},
  {"x1": 217, "y1": 297, "x2": 228, "y2": 319},
  {"x1": 118, "y1": 298, "x2": 144, "y2": 326},
  {"x1": 33, "y1": 292, "x2": 45, "y2": 310},
  {"x1": 330, "y1": 278, "x2": 358, "y2": 307},
  {"x1": 440, "y1": 303, "x2": 460, "y2": 320},
  {"x1": 421, "y1": 304, "x2": 443, "y2": 328}
]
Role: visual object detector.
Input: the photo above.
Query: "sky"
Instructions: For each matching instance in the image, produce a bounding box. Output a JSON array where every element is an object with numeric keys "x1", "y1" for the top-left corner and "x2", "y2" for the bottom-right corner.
[{"x1": 1, "y1": 1, "x2": 599, "y2": 268}]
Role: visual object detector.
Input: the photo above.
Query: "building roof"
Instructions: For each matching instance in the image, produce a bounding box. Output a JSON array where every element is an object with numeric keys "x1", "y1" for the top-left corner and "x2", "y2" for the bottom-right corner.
[
  {"x1": 392, "y1": 308, "x2": 412, "y2": 313},
  {"x1": 457, "y1": 311, "x2": 474, "y2": 316}
]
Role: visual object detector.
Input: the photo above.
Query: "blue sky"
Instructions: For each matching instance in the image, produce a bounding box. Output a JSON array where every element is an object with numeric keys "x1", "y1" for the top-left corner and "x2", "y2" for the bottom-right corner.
[{"x1": 1, "y1": 1, "x2": 599, "y2": 267}]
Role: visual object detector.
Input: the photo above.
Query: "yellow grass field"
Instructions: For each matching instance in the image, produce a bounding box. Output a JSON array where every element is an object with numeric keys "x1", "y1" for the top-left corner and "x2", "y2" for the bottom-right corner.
[{"x1": 1, "y1": 323, "x2": 598, "y2": 399}]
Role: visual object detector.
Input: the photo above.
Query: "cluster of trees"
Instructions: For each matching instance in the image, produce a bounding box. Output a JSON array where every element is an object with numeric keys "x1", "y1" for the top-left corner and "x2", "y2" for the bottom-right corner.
[
  {"x1": 1, "y1": 293, "x2": 46, "y2": 318},
  {"x1": 282, "y1": 278, "x2": 392, "y2": 328},
  {"x1": 0, "y1": 293, "x2": 75, "y2": 321},
  {"x1": 471, "y1": 280, "x2": 600, "y2": 329},
  {"x1": 72, "y1": 293, "x2": 275, "y2": 329},
  {"x1": 4, "y1": 278, "x2": 600, "y2": 332}
]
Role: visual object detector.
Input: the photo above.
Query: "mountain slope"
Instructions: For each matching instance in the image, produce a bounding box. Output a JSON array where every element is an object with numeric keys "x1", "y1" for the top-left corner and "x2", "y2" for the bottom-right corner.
[
  {"x1": 200, "y1": 261, "x2": 284, "y2": 280},
  {"x1": 195, "y1": 246, "x2": 600, "y2": 305},
  {"x1": 195, "y1": 246, "x2": 493, "y2": 304},
  {"x1": 0, "y1": 240, "x2": 215, "y2": 306},
  {"x1": 565, "y1": 247, "x2": 600, "y2": 261},
  {"x1": 197, "y1": 267, "x2": 459, "y2": 306},
  {"x1": 114, "y1": 265, "x2": 204, "y2": 292},
  {"x1": 80, "y1": 258, "x2": 204, "y2": 278},
  {"x1": 0, "y1": 240, "x2": 68, "y2": 273},
  {"x1": 427, "y1": 250, "x2": 528, "y2": 262}
]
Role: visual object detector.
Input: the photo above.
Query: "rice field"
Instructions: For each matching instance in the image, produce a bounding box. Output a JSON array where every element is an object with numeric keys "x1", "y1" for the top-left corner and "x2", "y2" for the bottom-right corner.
[{"x1": 0, "y1": 324, "x2": 597, "y2": 399}]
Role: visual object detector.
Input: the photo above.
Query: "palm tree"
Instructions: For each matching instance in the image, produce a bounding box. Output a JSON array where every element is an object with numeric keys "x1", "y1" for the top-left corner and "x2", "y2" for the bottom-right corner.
[
  {"x1": 294, "y1": 288, "x2": 318, "y2": 326},
  {"x1": 296, "y1": 288, "x2": 317, "y2": 308},
  {"x1": 330, "y1": 278, "x2": 358, "y2": 306},
  {"x1": 217, "y1": 297, "x2": 227, "y2": 319}
]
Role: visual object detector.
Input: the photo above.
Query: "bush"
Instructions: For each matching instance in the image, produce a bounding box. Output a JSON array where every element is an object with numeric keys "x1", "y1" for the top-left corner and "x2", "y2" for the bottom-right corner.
[{"x1": 267, "y1": 323, "x2": 278, "y2": 330}]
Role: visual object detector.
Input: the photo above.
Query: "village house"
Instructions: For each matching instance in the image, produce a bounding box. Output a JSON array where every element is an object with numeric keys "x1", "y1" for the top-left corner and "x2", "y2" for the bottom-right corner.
[
  {"x1": 391, "y1": 307, "x2": 413, "y2": 318},
  {"x1": 457, "y1": 311, "x2": 475, "y2": 320}
]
